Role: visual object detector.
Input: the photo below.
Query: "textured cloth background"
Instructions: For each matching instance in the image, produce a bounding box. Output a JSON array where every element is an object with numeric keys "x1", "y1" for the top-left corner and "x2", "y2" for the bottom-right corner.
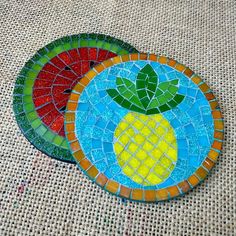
[{"x1": 0, "y1": 0, "x2": 235, "y2": 235}]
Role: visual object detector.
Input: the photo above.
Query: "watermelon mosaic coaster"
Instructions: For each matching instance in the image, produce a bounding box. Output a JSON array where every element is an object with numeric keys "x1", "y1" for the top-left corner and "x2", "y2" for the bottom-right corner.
[
  {"x1": 13, "y1": 34, "x2": 138, "y2": 163},
  {"x1": 65, "y1": 53, "x2": 223, "y2": 202}
]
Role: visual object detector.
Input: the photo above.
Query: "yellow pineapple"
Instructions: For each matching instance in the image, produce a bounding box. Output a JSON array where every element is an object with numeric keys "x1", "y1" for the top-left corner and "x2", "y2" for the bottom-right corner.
[{"x1": 107, "y1": 64, "x2": 184, "y2": 186}]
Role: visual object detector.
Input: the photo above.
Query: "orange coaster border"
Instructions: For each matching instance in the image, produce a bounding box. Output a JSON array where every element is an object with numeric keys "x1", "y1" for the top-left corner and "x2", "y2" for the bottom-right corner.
[{"x1": 65, "y1": 53, "x2": 224, "y2": 202}]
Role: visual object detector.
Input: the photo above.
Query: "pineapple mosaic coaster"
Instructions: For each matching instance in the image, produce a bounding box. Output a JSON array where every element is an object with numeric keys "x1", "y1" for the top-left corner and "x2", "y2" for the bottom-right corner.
[
  {"x1": 65, "y1": 53, "x2": 223, "y2": 202},
  {"x1": 13, "y1": 34, "x2": 138, "y2": 163}
]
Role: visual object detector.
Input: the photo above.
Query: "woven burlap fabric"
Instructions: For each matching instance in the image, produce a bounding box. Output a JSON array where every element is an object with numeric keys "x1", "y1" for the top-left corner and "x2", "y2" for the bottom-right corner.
[{"x1": 0, "y1": 0, "x2": 235, "y2": 235}]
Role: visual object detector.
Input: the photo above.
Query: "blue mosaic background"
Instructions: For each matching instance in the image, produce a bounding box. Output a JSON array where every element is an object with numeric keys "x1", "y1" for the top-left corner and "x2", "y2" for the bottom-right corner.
[{"x1": 74, "y1": 61, "x2": 214, "y2": 190}]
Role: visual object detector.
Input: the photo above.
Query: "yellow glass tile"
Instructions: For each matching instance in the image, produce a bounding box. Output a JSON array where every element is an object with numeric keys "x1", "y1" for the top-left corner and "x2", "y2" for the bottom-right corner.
[
  {"x1": 123, "y1": 165, "x2": 135, "y2": 176},
  {"x1": 145, "y1": 158, "x2": 156, "y2": 168},
  {"x1": 134, "y1": 134, "x2": 145, "y2": 144},
  {"x1": 126, "y1": 127, "x2": 135, "y2": 136},
  {"x1": 132, "y1": 174, "x2": 143, "y2": 184},
  {"x1": 136, "y1": 149, "x2": 147, "y2": 160},
  {"x1": 114, "y1": 142, "x2": 123, "y2": 155},
  {"x1": 141, "y1": 126, "x2": 151, "y2": 136},
  {"x1": 138, "y1": 165, "x2": 149, "y2": 177},
  {"x1": 143, "y1": 142, "x2": 153, "y2": 152},
  {"x1": 128, "y1": 143, "x2": 138, "y2": 152},
  {"x1": 125, "y1": 112, "x2": 135, "y2": 122},
  {"x1": 119, "y1": 134, "x2": 130, "y2": 145},
  {"x1": 129, "y1": 158, "x2": 140, "y2": 169},
  {"x1": 146, "y1": 172, "x2": 162, "y2": 184},
  {"x1": 119, "y1": 150, "x2": 130, "y2": 161}
]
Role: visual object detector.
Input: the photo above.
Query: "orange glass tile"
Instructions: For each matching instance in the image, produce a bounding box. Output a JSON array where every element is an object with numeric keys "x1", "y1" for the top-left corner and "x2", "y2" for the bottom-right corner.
[
  {"x1": 69, "y1": 93, "x2": 80, "y2": 102},
  {"x1": 212, "y1": 110, "x2": 223, "y2": 119},
  {"x1": 156, "y1": 189, "x2": 169, "y2": 201},
  {"x1": 67, "y1": 102, "x2": 77, "y2": 111},
  {"x1": 148, "y1": 54, "x2": 158, "y2": 61},
  {"x1": 119, "y1": 186, "x2": 131, "y2": 198},
  {"x1": 66, "y1": 132, "x2": 76, "y2": 142},
  {"x1": 79, "y1": 158, "x2": 91, "y2": 170},
  {"x1": 139, "y1": 53, "x2": 148, "y2": 60},
  {"x1": 70, "y1": 141, "x2": 80, "y2": 152},
  {"x1": 188, "y1": 175, "x2": 200, "y2": 187},
  {"x1": 73, "y1": 150, "x2": 84, "y2": 162},
  {"x1": 205, "y1": 92, "x2": 216, "y2": 101},
  {"x1": 96, "y1": 174, "x2": 108, "y2": 187},
  {"x1": 130, "y1": 54, "x2": 139, "y2": 61},
  {"x1": 199, "y1": 83, "x2": 210, "y2": 92},
  {"x1": 203, "y1": 157, "x2": 215, "y2": 170},
  {"x1": 195, "y1": 167, "x2": 208, "y2": 180},
  {"x1": 191, "y1": 76, "x2": 202, "y2": 85},
  {"x1": 212, "y1": 140, "x2": 223, "y2": 150},
  {"x1": 64, "y1": 113, "x2": 75, "y2": 122},
  {"x1": 158, "y1": 56, "x2": 167, "y2": 64},
  {"x1": 65, "y1": 123, "x2": 75, "y2": 132},
  {"x1": 178, "y1": 181, "x2": 191, "y2": 193},
  {"x1": 144, "y1": 190, "x2": 156, "y2": 202},
  {"x1": 214, "y1": 120, "x2": 224, "y2": 130},
  {"x1": 122, "y1": 54, "x2": 130, "y2": 62},
  {"x1": 208, "y1": 149, "x2": 219, "y2": 162},
  {"x1": 175, "y1": 63, "x2": 186, "y2": 72},
  {"x1": 214, "y1": 131, "x2": 224, "y2": 140},
  {"x1": 87, "y1": 166, "x2": 99, "y2": 179},
  {"x1": 167, "y1": 186, "x2": 180, "y2": 198},
  {"x1": 105, "y1": 180, "x2": 119, "y2": 194},
  {"x1": 168, "y1": 58, "x2": 177, "y2": 67},
  {"x1": 184, "y1": 68, "x2": 194, "y2": 77},
  {"x1": 74, "y1": 83, "x2": 85, "y2": 93},
  {"x1": 131, "y1": 189, "x2": 143, "y2": 201}
]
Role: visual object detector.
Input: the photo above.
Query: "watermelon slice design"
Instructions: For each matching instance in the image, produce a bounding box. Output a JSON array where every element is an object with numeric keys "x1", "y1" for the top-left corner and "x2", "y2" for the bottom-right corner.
[{"x1": 13, "y1": 34, "x2": 138, "y2": 163}]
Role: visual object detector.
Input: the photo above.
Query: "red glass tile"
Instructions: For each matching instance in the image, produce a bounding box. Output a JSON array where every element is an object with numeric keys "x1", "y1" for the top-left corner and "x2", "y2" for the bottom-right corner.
[
  {"x1": 33, "y1": 88, "x2": 51, "y2": 98},
  {"x1": 58, "y1": 51, "x2": 72, "y2": 65},
  {"x1": 68, "y1": 49, "x2": 81, "y2": 62},
  {"x1": 41, "y1": 110, "x2": 61, "y2": 126},
  {"x1": 97, "y1": 49, "x2": 109, "y2": 61},
  {"x1": 88, "y1": 48, "x2": 97, "y2": 60},
  {"x1": 50, "y1": 115, "x2": 64, "y2": 133},
  {"x1": 37, "y1": 71, "x2": 55, "y2": 81},
  {"x1": 33, "y1": 95, "x2": 52, "y2": 107},
  {"x1": 50, "y1": 56, "x2": 66, "y2": 69},
  {"x1": 78, "y1": 48, "x2": 89, "y2": 60},
  {"x1": 36, "y1": 102, "x2": 55, "y2": 117},
  {"x1": 42, "y1": 63, "x2": 60, "y2": 74}
]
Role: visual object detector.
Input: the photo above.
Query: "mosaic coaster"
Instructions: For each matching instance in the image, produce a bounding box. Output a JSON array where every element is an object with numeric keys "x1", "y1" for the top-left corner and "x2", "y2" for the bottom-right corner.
[
  {"x1": 13, "y1": 34, "x2": 138, "y2": 163},
  {"x1": 65, "y1": 53, "x2": 223, "y2": 202}
]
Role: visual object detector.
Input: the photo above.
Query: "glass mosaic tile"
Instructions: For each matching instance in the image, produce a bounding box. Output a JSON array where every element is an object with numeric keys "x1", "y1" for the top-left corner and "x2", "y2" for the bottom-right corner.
[
  {"x1": 65, "y1": 53, "x2": 224, "y2": 202},
  {"x1": 13, "y1": 34, "x2": 138, "y2": 163}
]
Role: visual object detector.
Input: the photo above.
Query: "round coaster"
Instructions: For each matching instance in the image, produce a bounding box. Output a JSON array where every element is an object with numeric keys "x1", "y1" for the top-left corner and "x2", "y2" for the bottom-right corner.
[
  {"x1": 13, "y1": 34, "x2": 138, "y2": 163},
  {"x1": 65, "y1": 53, "x2": 224, "y2": 202}
]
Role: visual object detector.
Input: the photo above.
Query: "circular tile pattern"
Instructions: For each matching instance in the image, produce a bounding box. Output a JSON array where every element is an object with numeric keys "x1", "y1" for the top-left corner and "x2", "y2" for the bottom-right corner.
[
  {"x1": 13, "y1": 34, "x2": 138, "y2": 163},
  {"x1": 65, "y1": 53, "x2": 224, "y2": 202}
]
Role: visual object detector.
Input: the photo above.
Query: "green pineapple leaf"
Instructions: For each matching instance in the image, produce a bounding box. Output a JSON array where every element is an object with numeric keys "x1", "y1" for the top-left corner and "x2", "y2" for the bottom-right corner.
[
  {"x1": 106, "y1": 65, "x2": 185, "y2": 115},
  {"x1": 116, "y1": 77, "x2": 144, "y2": 108},
  {"x1": 136, "y1": 64, "x2": 158, "y2": 109},
  {"x1": 106, "y1": 88, "x2": 146, "y2": 114}
]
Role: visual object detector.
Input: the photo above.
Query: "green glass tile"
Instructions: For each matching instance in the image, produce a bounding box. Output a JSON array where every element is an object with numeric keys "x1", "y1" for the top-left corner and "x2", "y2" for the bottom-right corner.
[
  {"x1": 79, "y1": 33, "x2": 88, "y2": 40},
  {"x1": 23, "y1": 95, "x2": 33, "y2": 103},
  {"x1": 119, "y1": 49, "x2": 129, "y2": 55},
  {"x1": 96, "y1": 40, "x2": 104, "y2": 48},
  {"x1": 37, "y1": 47, "x2": 48, "y2": 56},
  {"x1": 43, "y1": 130, "x2": 55, "y2": 142},
  {"x1": 169, "y1": 85, "x2": 178, "y2": 95},
  {"x1": 13, "y1": 95, "x2": 23, "y2": 104},
  {"x1": 63, "y1": 42, "x2": 71, "y2": 50},
  {"x1": 146, "y1": 108, "x2": 160, "y2": 115},
  {"x1": 159, "y1": 104, "x2": 170, "y2": 112},
  {"x1": 71, "y1": 39, "x2": 79, "y2": 48},
  {"x1": 61, "y1": 139, "x2": 69, "y2": 149},
  {"x1": 31, "y1": 63, "x2": 43, "y2": 72},
  {"x1": 33, "y1": 137, "x2": 46, "y2": 149},
  {"x1": 26, "y1": 128, "x2": 37, "y2": 140},
  {"x1": 88, "y1": 40, "x2": 97, "y2": 47},
  {"x1": 174, "y1": 94, "x2": 185, "y2": 103},
  {"x1": 23, "y1": 86, "x2": 33, "y2": 95},
  {"x1": 47, "y1": 50, "x2": 58, "y2": 59},
  {"x1": 171, "y1": 79, "x2": 178, "y2": 85},
  {"x1": 80, "y1": 40, "x2": 89, "y2": 47},
  {"x1": 53, "y1": 135, "x2": 64, "y2": 146},
  {"x1": 19, "y1": 67, "x2": 29, "y2": 77},
  {"x1": 38, "y1": 56, "x2": 49, "y2": 65},
  {"x1": 103, "y1": 42, "x2": 111, "y2": 51},
  {"x1": 110, "y1": 44, "x2": 120, "y2": 53},
  {"x1": 53, "y1": 45, "x2": 64, "y2": 54},
  {"x1": 158, "y1": 81, "x2": 169, "y2": 91},
  {"x1": 31, "y1": 118, "x2": 41, "y2": 129},
  {"x1": 25, "y1": 78, "x2": 35, "y2": 87},
  {"x1": 27, "y1": 111, "x2": 38, "y2": 121},
  {"x1": 36, "y1": 125, "x2": 47, "y2": 136},
  {"x1": 15, "y1": 76, "x2": 25, "y2": 85},
  {"x1": 14, "y1": 86, "x2": 24, "y2": 95},
  {"x1": 25, "y1": 60, "x2": 35, "y2": 68},
  {"x1": 13, "y1": 104, "x2": 24, "y2": 114}
]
